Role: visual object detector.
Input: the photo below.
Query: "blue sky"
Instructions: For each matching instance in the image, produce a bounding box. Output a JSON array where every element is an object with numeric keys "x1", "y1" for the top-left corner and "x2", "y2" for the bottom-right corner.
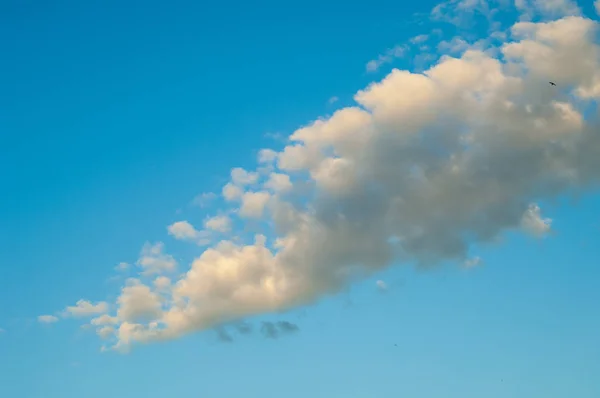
[{"x1": 2, "y1": 0, "x2": 600, "y2": 397}]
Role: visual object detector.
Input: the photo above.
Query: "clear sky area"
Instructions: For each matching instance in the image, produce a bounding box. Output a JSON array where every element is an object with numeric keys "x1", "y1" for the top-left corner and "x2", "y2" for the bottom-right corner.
[{"x1": 1, "y1": 0, "x2": 600, "y2": 397}]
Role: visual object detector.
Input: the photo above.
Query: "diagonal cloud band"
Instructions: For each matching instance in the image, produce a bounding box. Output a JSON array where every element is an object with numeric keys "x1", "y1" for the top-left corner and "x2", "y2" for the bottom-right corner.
[{"x1": 45, "y1": 3, "x2": 600, "y2": 353}]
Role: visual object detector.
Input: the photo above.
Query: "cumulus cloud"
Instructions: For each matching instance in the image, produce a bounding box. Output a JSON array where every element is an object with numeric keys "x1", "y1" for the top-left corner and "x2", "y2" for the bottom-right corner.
[
  {"x1": 115, "y1": 262, "x2": 129, "y2": 271},
  {"x1": 515, "y1": 0, "x2": 581, "y2": 20},
  {"x1": 167, "y1": 221, "x2": 200, "y2": 240},
  {"x1": 204, "y1": 215, "x2": 232, "y2": 233},
  {"x1": 411, "y1": 34, "x2": 429, "y2": 44},
  {"x1": 366, "y1": 45, "x2": 407, "y2": 73},
  {"x1": 91, "y1": 314, "x2": 118, "y2": 326},
  {"x1": 239, "y1": 191, "x2": 271, "y2": 218},
  {"x1": 153, "y1": 276, "x2": 171, "y2": 291},
  {"x1": 231, "y1": 167, "x2": 259, "y2": 186},
  {"x1": 88, "y1": 315, "x2": 119, "y2": 340},
  {"x1": 38, "y1": 315, "x2": 58, "y2": 324},
  {"x1": 503, "y1": 17, "x2": 600, "y2": 98},
  {"x1": 64, "y1": 300, "x2": 109, "y2": 318},
  {"x1": 463, "y1": 256, "x2": 482, "y2": 268},
  {"x1": 136, "y1": 242, "x2": 177, "y2": 274},
  {"x1": 222, "y1": 183, "x2": 243, "y2": 201},
  {"x1": 116, "y1": 279, "x2": 163, "y2": 324},
  {"x1": 264, "y1": 173, "x2": 293, "y2": 193},
  {"x1": 520, "y1": 203, "x2": 552, "y2": 237},
  {"x1": 438, "y1": 37, "x2": 470, "y2": 54},
  {"x1": 376, "y1": 280, "x2": 388, "y2": 292},
  {"x1": 258, "y1": 149, "x2": 278, "y2": 164},
  {"x1": 52, "y1": 2, "x2": 600, "y2": 352},
  {"x1": 97, "y1": 326, "x2": 116, "y2": 340},
  {"x1": 431, "y1": 0, "x2": 495, "y2": 26}
]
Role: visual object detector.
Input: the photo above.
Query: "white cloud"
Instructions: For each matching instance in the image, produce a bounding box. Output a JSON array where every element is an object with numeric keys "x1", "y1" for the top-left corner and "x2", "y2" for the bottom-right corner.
[
  {"x1": 91, "y1": 314, "x2": 118, "y2": 326},
  {"x1": 463, "y1": 256, "x2": 482, "y2": 268},
  {"x1": 366, "y1": 45, "x2": 407, "y2": 73},
  {"x1": 431, "y1": 0, "x2": 495, "y2": 26},
  {"x1": 264, "y1": 173, "x2": 293, "y2": 193},
  {"x1": 204, "y1": 215, "x2": 232, "y2": 233},
  {"x1": 97, "y1": 326, "x2": 115, "y2": 340},
  {"x1": 516, "y1": 0, "x2": 581, "y2": 20},
  {"x1": 437, "y1": 36, "x2": 470, "y2": 54},
  {"x1": 258, "y1": 149, "x2": 278, "y2": 164},
  {"x1": 239, "y1": 191, "x2": 271, "y2": 218},
  {"x1": 111, "y1": 321, "x2": 162, "y2": 353},
  {"x1": 38, "y1": 315, "x2": 58, "y2": 324},
  {"x1": 328, "y1": 96, "x2": 339, "y2": 104},
  {"x1": 116, "y1": 279, "x2": 163, "y2": 323},
  {"x1": 136, "y1": 242, "x2": 177, "y2": 275},
  {"x1": 153, "y1": 276, "x2": 171, "y2": 291},
  {"x1": 167, "y1": 221, "x2": 199, "y2": 240},
  {"x1": 311, "y1": 157, "x2": 358, "y2": 195},
  {"x1": 490, "y1": 30, "x2": 507, "y2": 41},
  {"x1": 537, "y1": 0, "x2": 581, "y2": 16},
  {"x1": 376, "y1": 280, "x2": 388, "y2": 291},
  {"x1": 64, "y1": 300, "x2": 108, "y2": 318},
  {"x1": 222, "y1": 183, "x2": 243, "y2": 201},
  {"x1": 521, "y1": 203, "x2": 552, "y2": 237},
  {"x1": 51, "y1": 8, "x2": 600, "y2": 352},
  {"x1": 410, "y1": 34, "x2": 429, "y2": 44},
  {"x1": 503, "y1": 17, "x2": 600, "y2": 98},
  {"x1": 277, "y1": 143, "x2": 323, "y2": 171},
  {"x1": 596, "y1": 0, "x2": 600, "y2": 15},
  {"x1": 231, "y1": 167, "x2": 259, "y2": 186},
  {"x1": 115, "y1": 262, "x2": 129, "y2": 271},
  {"x1": 167, "y1": 221, "x2": 211, "y2": 245}
]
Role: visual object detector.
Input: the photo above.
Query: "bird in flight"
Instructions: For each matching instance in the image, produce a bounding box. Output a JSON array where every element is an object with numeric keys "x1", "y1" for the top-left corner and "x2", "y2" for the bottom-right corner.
[{"x1": 549, "y1": 81, "x2": 556, "y2": 86}]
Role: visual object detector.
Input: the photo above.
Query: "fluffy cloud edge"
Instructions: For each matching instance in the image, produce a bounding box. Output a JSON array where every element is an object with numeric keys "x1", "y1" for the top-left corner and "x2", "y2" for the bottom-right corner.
[{"x1": 41, "y1": 1, "x2": 600, "y2": 353}]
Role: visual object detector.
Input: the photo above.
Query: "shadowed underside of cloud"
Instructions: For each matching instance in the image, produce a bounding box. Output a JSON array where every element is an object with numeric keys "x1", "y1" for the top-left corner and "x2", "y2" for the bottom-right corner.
[{"x1": 48, "y1": 1, "x2": 600, "y2": 353}]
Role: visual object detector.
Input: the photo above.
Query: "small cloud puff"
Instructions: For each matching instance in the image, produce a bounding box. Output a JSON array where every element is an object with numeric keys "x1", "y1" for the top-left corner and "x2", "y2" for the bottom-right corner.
[
  {"x1": 64, "y1": 300, "x2": 108, "y2": 318},
  {"x1": 38, "y1": 315, "x2": 59, "y2": 324},
  {"x1": 136, "y1": 242, "x2": 178, "y2": 274},
  {"x1": 376, "y1": 280, "x2": 388, "y2": 292}
]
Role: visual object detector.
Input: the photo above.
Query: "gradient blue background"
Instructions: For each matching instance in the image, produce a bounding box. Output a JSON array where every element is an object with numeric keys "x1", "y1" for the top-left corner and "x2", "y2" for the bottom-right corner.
[{"x1": 1, "y1": 0, "x2": 599, "y2": 397}]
